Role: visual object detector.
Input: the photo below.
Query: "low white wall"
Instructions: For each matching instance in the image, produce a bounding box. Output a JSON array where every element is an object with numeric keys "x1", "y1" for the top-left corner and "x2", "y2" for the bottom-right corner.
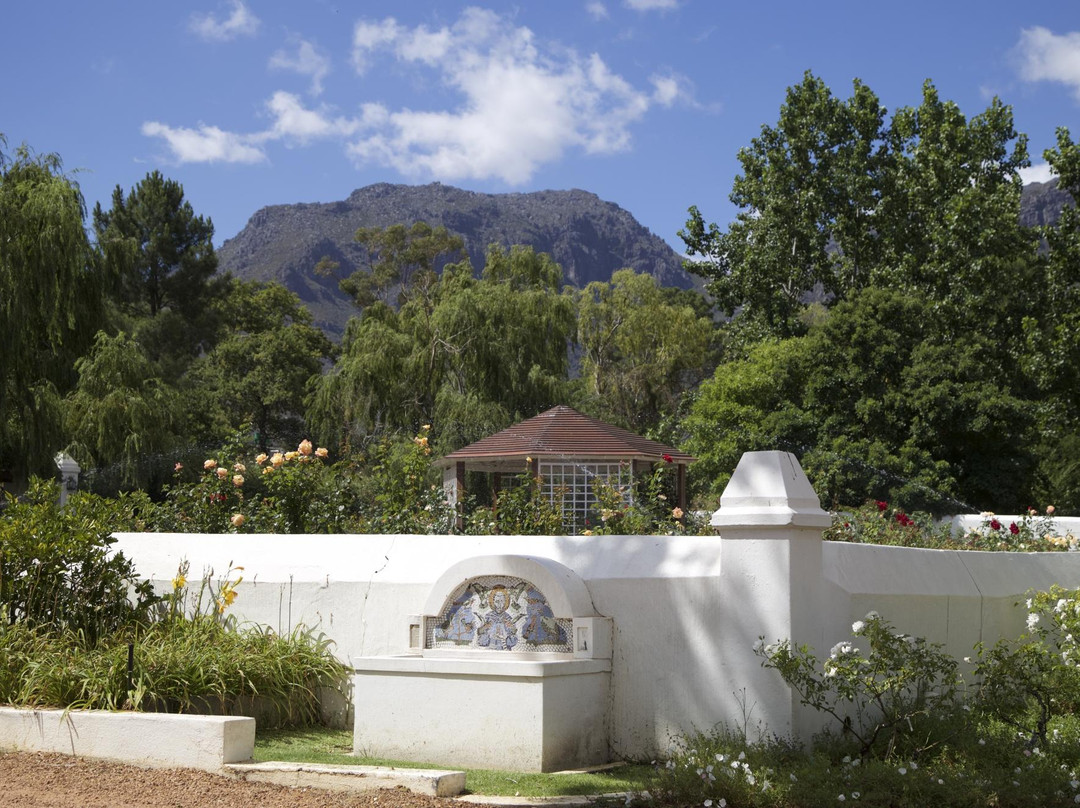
[
  {"x1": 112, "y1": 530, "x2": 1080, "y2": 760},
  {"x1": 0, "y1": 708, "x2": 254, "y2": 770}
]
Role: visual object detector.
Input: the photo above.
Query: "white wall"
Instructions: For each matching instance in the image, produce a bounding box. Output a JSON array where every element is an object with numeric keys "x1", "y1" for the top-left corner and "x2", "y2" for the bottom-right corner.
[{"x1": 111, "y1": 452, "x2": 1080, "y2": 761}]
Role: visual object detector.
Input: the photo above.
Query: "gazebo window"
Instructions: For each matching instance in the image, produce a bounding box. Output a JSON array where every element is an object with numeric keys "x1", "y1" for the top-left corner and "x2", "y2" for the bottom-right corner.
[{"x1": 539, "y1": 461, "x2": 632, "y2": 533}]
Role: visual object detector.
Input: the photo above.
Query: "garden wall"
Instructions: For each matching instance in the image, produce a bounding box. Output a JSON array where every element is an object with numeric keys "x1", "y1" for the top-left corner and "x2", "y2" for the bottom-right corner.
[{"x1": 113, "y1": 451, "x2": 1080, "y2": 762}]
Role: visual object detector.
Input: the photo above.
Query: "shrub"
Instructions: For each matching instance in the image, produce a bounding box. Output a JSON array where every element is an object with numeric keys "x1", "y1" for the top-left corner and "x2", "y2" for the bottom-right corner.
[
  {"x1": 0, "y1": 480, "x2": 158, "y2": 645},
  {"x1": 755, "y1": 612, "x2": 964, "y2": 760}
]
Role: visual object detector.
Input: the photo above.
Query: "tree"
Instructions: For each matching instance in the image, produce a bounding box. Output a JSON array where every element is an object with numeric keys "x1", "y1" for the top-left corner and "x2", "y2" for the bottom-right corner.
[
  {"x1": 683, "y1": 337, "x2": 812, "y2": 503},
  {"x1": 0, "y1": 138, "x2": 104, "y2": 482},
  {"x1": 186, "y1": 281, "x2": 334, "y2": 451},
  {"x1": 309, "y1": 239, "x2": 575, "y2": 452},
  {"x1": 64, "y1": 331, "x2": 180, "y2": 489},
  {"x1": 680, "y1": 72, "x2": 889, "y2": 335},
  {"x1": 92, "y1": 171, "x2": 219, "y2": 367},
  {"x1": 680, "y1": 74, "x2": 1037, "y2": 339},
  {"x1": 576, "y1": 269, "x2": 715, "y2": 433},
  {"x1": 337, "y1": 221, "x2": 466, "y2": 308}
]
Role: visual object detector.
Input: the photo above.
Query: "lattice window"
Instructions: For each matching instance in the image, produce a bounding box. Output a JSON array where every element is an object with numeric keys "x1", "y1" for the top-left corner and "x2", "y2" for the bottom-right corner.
[{"x1": 538, "y1": 461, "x2": 632, "y2": 534}]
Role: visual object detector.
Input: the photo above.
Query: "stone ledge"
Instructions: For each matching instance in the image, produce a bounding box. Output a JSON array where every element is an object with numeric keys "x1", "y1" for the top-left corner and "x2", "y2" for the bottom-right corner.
[
  {"x1": 0, "y1": 707, "x2": 254, "y2": 772},
  {"x1": 226, "y1": 761, "x2": 466, "y2": 797}
]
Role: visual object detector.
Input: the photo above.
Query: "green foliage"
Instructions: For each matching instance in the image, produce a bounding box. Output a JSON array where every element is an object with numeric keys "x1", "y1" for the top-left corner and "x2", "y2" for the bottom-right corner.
[
  {"x1": 974, "y1": 586, "x2": 1080, "y2": 749},
  {"x1": 464, "y1": 471, "x2": 566, "y2": 536},
  {"x1": 186, "y1": 280, "x2": 334, "y2": 451},
  {"x1": 576, "y1": 268, "x2": 715, "y2": 433},
  {"x1": 64, "y1": 331, "x2": 181, "y2": 488},
  {"x1": 588, "y1": 461, "x2": 700, "y2": 535},
  {"x1": 341, "y1": 220, "x2": 465, "y2": 308},
  {"x1": 351, "y1": 427, "x2": 459, "y2": 534},
  {"x1": 93, "y1": 170, "x2": 217, "y2": 321},
  {"x1": 0, "y1": 138, "x2": 105, "y2": 481},
  {"x1": 757, "y1": 613, "x2": 964, "y2": 761},
  {"x1": 653, "y1": 593, "x2": 1080, "y2": 806},
  {"x1": 0, "y1": 618, "x2": 346, "y2": 726},
  {"x1": 0, "y1": 480, "x2": 157, "y2": 645},
  {"x1": 826, "y1": 501, "x2": 1077, "y2": 552},
  {"x1": 311, "y1": 242, "x2": 575, "y2": 453},
  {"x1": 683, "y1": 337, "x2": 813, "y2": 503}
]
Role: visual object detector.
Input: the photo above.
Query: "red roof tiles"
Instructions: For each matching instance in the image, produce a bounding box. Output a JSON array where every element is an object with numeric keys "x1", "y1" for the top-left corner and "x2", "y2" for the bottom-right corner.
[{"x1": 439, "y1": 406, "x2": 694, "y2": 465}]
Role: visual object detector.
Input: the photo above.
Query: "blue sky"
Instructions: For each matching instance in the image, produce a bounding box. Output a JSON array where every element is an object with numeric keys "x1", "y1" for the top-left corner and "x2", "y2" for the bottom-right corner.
[{"x1": 4, "y1": 1, "x2": 1080, "y2": 253}]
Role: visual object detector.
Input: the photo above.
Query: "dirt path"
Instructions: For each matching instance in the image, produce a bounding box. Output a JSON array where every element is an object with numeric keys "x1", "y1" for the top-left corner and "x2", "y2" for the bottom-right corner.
[{"x1": 0, "y1": 752, "x2": 496, "y2": 808}]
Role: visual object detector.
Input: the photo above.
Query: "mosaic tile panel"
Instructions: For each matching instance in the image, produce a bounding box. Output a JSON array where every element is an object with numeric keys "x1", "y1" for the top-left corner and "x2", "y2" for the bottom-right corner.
[{"x1": 428, "y1": 575, "x2": 572, "y2": 653}]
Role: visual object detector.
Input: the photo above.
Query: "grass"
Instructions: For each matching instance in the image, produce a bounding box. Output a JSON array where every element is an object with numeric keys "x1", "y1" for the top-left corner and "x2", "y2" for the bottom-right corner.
[{"x1": 254, "y1": 726, "x2": 653, "y2": 797}]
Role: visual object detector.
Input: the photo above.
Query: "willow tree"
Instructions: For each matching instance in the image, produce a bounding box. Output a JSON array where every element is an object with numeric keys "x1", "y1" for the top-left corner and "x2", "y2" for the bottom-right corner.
[
  {"x1": 309, "y1": 242, "x2": 575, "y2": 453},
  {"x1": 0, "y1": 138, "x2": 103, "y2": 482}
]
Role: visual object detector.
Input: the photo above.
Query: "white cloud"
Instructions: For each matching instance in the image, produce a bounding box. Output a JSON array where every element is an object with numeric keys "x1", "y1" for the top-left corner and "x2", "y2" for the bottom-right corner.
[
  {"x1": 141, "y1": 122, "x2": 265, "y2": 164},
  {"x1": 352, "y1": 18, "x2": 403, "y2": 74},
  {"x1": 1014, "y1": 26, "x2": 1080, "y2": 100},
  {"x1": 1019, "y1": 162, "x2": 1056, "y2": 185},
  {"x1": 344, "y1": 7, "x2": 657, "y2": 183},
  {"x1": 147, "y1": 7, "x2": 669, "y2": 179},
  {"x1": 269, "y1": 39, "x2": 331, "y2": 96},
  {"x1": 624, "y1": 0, "x2": 678, "y2": 10},
  {"x1": 190, "y1": 0, "x2": 259, "y2": 42},
  {"x1": 263, "y1": 92, "x2": 361, "y2": 143},
  {"x1": 586, "y1": 2, "x2": 609, "y2": 20}
]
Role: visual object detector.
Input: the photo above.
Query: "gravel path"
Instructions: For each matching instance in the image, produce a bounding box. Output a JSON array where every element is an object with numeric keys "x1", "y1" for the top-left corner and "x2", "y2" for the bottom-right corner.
[{"x1": 0, "y1": 752, "x2": 498, "y2": 808}]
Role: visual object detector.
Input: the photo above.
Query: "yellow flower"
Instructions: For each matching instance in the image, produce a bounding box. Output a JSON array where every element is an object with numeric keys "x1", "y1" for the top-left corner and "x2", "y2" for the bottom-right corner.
[
  {"x1": 255, "y1": 453, "x2": 268, "y2": 465},
  {"x1": 672, "y1": 507, "x2": 685, "y2": 520},
  {"x1": 232, "y1": 474, "x2": 244, "y2": 487},
  {"x1": 171, "y1": 574, "x2": 187, "y2": 590},
  {"x1": 271, "y1": 452, "x2": 284, "y2": 467},
  {"x1": 203, "y1": 459, "x2": 217, "y2": 470},
  {"x1": 315, "y1": 447, "x2": 329, "y2": 458},
  {"x1": 216, "y1": 467, "x2": 228, "y2": 480},
  {"x1": 285, "y1": 451, "x2": 299, "y2": 461},
  {"x1": 298, "y1": 439, "x2": 313, "y2": 456},
  {"x1": 421, "y1": 424, "x2": 431, "y2": 431},
  {"x1": 230, "y1": 513, "x2": 245, "y2": 527},
  {"x1": 1047, "y1": 505, "x2": 1056, "y2": 515},
  {"x1": 263, "y1": 466, "x2": 273, "y2": 475},
  {"x1": 233, "y1": 462, "x2": 246, "y2": 472},
  {"x1": 583, "y1": 529, "x2": 594, "y2": 536}
]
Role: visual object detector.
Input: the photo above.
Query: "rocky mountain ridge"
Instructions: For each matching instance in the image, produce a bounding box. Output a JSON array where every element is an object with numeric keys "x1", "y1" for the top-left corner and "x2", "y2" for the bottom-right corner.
[
  {"x1": 217, "y1": 179, "x2": 1074, "y2": 341},
  {"x1": 217, "y1": 183, "x2": 691, "y2": 340}
]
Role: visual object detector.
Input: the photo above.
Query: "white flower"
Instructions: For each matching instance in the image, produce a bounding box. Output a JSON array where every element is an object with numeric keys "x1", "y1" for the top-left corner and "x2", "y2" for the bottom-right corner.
[
  {"x1": 1027, "y1": 613, "x2": 1041, "y2": 631},
  {"x1": 839, "y1": 796, "x2": 845, "y2": 802},
  {"x1": 738, "y1": 751, "x2": 746, "y2": 761},
  {"x1": 864, "y1": 610, "x2": 879, "y2": 620},
  {"x1": 830, "y1": 641, "x2": 854, "y2": 658},
  {"x1": 851, "y1": 620, "x2": 865, "y2": 634},
  {"x1": 1026, "y1": 598, "x2": 1034, "y2": 609},
  {"x1": 704, "y1": 801, "x2": 712, "y2": 807},
  {"x1": 898, "y1": 767, "x2": 907, "y2": 775},
  {"x1": 790, "y1": 773, "x2": 798, "y2": 782},
  {"x1": 1057, "y1": 598, "x2": 1070, "y2": 613},
  {"x1": 719, "y1": 800, "x2": 727, "y2": 808}
]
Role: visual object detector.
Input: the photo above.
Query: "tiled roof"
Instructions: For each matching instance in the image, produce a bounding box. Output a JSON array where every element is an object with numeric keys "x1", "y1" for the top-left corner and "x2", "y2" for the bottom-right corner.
[{"x1": 439, "y1": 406, "x2": 695, "y2": 465}]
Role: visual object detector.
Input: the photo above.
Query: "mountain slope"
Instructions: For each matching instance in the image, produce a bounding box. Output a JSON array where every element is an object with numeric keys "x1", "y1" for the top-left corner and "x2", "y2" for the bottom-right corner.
[{"x1": 217, "y1": 183, "x2": 691, "y2": 340}]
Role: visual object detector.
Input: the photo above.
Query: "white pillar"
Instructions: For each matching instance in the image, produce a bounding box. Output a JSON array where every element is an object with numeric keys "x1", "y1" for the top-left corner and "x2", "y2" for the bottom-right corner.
[
  {"x1": 55, "y1": 453, "x2": 81, "y2": 508},
  {"x1": 710, "y1": 451, "x2": 831, "y2": 746}
]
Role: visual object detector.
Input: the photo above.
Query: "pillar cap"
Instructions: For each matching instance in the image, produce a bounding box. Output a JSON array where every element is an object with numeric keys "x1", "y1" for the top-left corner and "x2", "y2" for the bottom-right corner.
[{"x1": 711, "y1": 451, "x2": 831, "y2": 528}]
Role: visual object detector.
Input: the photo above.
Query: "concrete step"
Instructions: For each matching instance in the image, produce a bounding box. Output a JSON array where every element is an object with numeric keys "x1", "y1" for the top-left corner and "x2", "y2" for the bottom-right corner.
[{"x1": 224, "y1": 761, "x2": 466, "y2": 797}]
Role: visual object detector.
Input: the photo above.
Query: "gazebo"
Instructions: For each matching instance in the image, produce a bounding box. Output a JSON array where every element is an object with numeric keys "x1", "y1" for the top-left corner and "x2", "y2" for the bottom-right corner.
[{"x1": 438, "y1": 406, "x2": 694, "y2": 532}]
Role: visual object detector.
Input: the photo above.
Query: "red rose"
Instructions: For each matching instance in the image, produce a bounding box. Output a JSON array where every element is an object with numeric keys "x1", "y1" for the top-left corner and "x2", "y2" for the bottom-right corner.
[
  {"x1": 662, "y1": 454, "x2": 673, "y2": 463},
  {"x1": 1009, "y1": 522, "x2": 1020, "y2": 535},
  {"x1": 990, "y1": 519, "x2": 1002, "y2": 530},
  {"x1": 876, "y1": 500, "x2": 888, "y2": 512}
]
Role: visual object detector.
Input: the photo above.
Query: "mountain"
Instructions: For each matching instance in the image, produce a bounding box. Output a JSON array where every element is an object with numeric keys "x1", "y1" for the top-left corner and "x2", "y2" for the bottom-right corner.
[
  {"x1": 216, "y1": 183, "x2": 692, "y2": 340},
  {"x1": 1020, "y1": 176, "x2": 1074, "y2": 229}
]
